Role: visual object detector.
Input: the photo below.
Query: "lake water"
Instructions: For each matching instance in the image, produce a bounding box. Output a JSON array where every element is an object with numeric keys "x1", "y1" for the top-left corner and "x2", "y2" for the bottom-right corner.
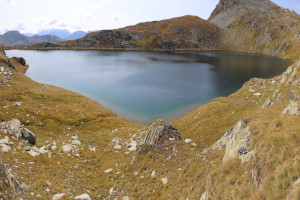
[{"x1": 6, "y1": 50, "x2": 291, "y2": 124}]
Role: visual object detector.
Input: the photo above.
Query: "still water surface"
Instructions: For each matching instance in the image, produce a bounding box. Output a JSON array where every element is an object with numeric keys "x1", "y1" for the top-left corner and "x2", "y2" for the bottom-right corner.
[{"x1": 6, "y1": 50, "x2": 291, "y2": 124}]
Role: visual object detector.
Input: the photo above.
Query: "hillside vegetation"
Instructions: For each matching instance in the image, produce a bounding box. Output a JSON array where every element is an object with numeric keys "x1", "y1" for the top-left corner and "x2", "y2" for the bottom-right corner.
[
  {"x1": 71, "y1": 15, "x2": 224, "y2": 50},
  {"x1": 208, "y1": 0, "x2": 300, "y2": 59},
  {"x1": 0, "y1": 0, "x2": 300, "y2": 199}
]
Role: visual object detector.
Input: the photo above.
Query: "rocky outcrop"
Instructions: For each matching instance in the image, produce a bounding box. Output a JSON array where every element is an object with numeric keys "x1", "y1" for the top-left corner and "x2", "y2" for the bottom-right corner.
[
  {"x1": 0, "y1": 157, "x2": 28, "y2": 197},
  {"x1": 71, "y1": 15, "x2": 224, "y2": 50},
  {"x1": 283, "y1": 101, "x2": 300, "y2": 115},
  {"x1": 13, "y1": 57, "x2": 26, "y2": 66},
  {"x1": 1, "y1": 119, "x2": 37, "y2": 144},
  {"x1": 137, "y1": 119, "x2": 181, "y2": 153},
  {"x1": 200, "y1": 191, "x2": 208, "y2": 200},
  {"x1": 208, "y1": 0, "x2": 300, "y2": 58},
  {"x1": 32, "y1": 42, "x2": 63, "y2": 49},
  {"x1": 5, "y1": 59, "x2": 16, "y2": 69},
  {"x1": 212, "y1": 118, "x2": 255, "y2": 163},
  {"x1": 72, "y1": 30, "x2": 138, "y2": 49}
]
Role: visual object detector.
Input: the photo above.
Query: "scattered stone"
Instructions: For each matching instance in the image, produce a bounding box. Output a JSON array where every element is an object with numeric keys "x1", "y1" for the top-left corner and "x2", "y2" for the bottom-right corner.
[
  {"x1": 123, "y1": 196, "x2": 130, "y2": 200},
  {"x1": 294, "y1": 177, "x2": 300, "y2": 186},
  {"x1": 184, "y1": 139, "x2": 192, "y2": 144},
  {"x1": 62, "y1": 144, "x2": 73, "y2": 153},
  {"x1": 127, "y1": 141, "x2": 137, "y2": 151},
  {"x1": 51, "y1": 145, "x2": 57, "y2": 151},
  {"x1": 114, "y1": 145, "x2": 122, "y2": 150},
  {"x1": 200, "y1": 191, "x2": 208, "y2": 200},
  {"x1": 109, "y1": 187, "x2": 114, "y2": 195},
  {"x1": 0, "y1": 137, "x2": 9, "y2": 145},
  {"x1": 262, "y1": 98, "x2": 271, "y2": 109},
  {"x1": 1, "y1": 144, "x2": 11, "y2": 152},
  {"x1": 283, "y1": 101, "x2": 299, "y2": 115},
  {"x1": 21, "y1": 128, "x2": 36, "y2": 145},
  {"x1": 71, "y1": 135, "x2": 78, "y2": 140},
  {"x1": 138, "y1": 119, "x2": 181, "y2": 153},
  {"x1": 151, "y1": 170, "x2": 156, "y2": 178},
  {"x1": 72, "y1": 139, "x2": 81, "y2": 145},
  {"x1": 74, "y1": 193, "x2": 91, "y2": 200},
  {"x1": 104, "y1": 168, "x2": 113, "y2": 173},
  {"x1": 6, "y1": 119, "x2": 22, "y2": 140},
  {"x1": 71, "y1": 136, "x2": 81, "y2": 145},
  {"x1": 161, "y1": 177, "x2": 168, "y2": 185},
  {"x1": 248, "y1": 89, "x2": 256, "y2": 93},
  {"x1": 254, "y1": 93, "x2": 261, "y2": 96},
  {"x1": 52, "y1": 193, "x2": 66, "y2": 200},
  {"x1": 202, "y1": 148, "x2": 209, "y2": 154}
]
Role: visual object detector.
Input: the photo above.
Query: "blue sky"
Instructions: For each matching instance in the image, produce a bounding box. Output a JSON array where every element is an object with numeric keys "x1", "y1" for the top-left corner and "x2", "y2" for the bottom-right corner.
[{"x1": 1, "y1": 0, "x2": 299, "y2": 34}]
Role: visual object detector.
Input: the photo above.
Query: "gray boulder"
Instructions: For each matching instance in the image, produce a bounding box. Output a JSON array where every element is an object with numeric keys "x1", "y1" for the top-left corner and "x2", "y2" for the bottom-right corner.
[
  {"x1": 13, "y1": 57, "x2": 26, "y2": 66},
  {"x1": 5, "y1": 59, "x2": 16, "y2": 70},
  {"x1": 138, "y1": 119, "x2": 181, "y2": 153},
  {"x1": 212, "y1": 118, "x2": 255, "y2": 163},
  {"x1": 7, "y1": 119, "x2": 21, "y2": 140},
  {"x1": 21, "y1": 128, "x2": 36, "y2": 145},
  {"x1": 74, "y1": 193, "x2": 91, "y2": 200}
]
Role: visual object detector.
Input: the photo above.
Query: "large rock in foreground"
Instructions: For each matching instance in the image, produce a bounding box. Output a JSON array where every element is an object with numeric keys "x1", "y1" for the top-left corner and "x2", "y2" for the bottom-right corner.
[
  {"x1": 138, "y1": 119, "x2": 181, "y2": 153},
  {"x1": 21, "y1": 128, "x2": 36, "y2": 145},
  {"x1": 212, "y1": 118, "x2": 255, "y2": 163}
]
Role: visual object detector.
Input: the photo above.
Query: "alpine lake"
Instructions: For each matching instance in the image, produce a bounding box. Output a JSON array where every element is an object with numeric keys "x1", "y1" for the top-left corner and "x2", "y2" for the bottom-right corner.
[{"x1": 6, "y1": 50, "x2": 291, "y2": 124}]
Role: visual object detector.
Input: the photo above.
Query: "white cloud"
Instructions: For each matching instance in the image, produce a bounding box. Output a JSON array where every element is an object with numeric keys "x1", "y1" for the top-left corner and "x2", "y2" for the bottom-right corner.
[
  {"x1": 6, "y1": 0, "x2": 16, "y2": 5},
  {"x1": 297, "y1": 4, "x2": 300, "y2": 12}
]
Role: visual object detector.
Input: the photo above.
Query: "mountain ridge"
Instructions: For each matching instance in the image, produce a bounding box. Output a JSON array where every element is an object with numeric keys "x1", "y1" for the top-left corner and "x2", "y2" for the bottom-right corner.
[
  {"x1": 21, "y1": 1, "x2": 299, "y2": 59},
  {"x1": 208, "y1": 0, "x2": 300, "y2": 59},
  {"x1": 0, "y1": 1, "x2": 299, "y2": 199},
  {"x1": 0, "y1": 30, "x2": 64, "y2": 47}
]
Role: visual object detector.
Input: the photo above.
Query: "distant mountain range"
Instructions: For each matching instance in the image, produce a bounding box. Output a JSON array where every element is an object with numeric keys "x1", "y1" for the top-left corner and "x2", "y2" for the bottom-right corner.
[
  {"x1": 0, "y1": 31, "x2": 64, "y2": 47},
  {"x1": 25, "y1": 29, "x2": 92, "y2": 40},
  {"x1": 0, "y1": 29, "x2": 92, "y2": 46}
]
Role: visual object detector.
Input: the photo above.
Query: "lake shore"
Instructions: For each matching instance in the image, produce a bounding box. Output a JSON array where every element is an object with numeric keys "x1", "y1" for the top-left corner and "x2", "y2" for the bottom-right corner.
[{"x1": 0, "y1": 49, "x2": 299, "y2": 199}]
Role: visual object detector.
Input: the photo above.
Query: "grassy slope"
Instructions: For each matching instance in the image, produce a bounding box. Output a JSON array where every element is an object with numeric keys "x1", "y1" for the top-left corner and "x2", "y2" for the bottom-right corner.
[
  {"x1": 208, "y1": 0, "x2": 300, "y2": 60},
  {"x1": 1, "y1": 48, "x2": 299, "y2": 199},
  {"x1": 0, "y1": 1, "x2": 299, "y2": 199}
]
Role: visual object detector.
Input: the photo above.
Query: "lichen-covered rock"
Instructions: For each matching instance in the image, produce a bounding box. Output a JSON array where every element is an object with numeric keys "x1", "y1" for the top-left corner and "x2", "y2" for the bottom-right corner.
[
  {"x1": 283, "y1": 101, "x2": 300, "y2": 115},
  {"x1": 200, "y1": 191, "x2": 208, "y2": 200},
  {"x1": 137, "y1": 119, "x2": 181, "y2": 153},
  {"x1": 5, "y1": 59, "x2": 16, "y2": 70},
  {"x1": 21, "y1": 128, "x2": 36, "y2": 145},
  {"x1": 212, "y1": 118, "x2": 254, "y2": 162},
  {"x1": 6, "y1": 119, "x2": 22, "y2": 140},
  {"x1": 281, "y1": 65, "x2": 297, "y2": 84},
  {"x1": 262, "y1": 98, "x2": 271, "y2": 109},
  {"x1": 0, "y1": 157, "x2": 27, "y2": 197}
]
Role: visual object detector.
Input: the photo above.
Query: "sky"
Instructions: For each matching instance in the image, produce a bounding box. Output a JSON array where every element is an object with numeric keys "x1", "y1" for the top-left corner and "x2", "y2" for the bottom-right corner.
[{"x1": 1, "y1": 0, "x2": 299, "y2": 34}]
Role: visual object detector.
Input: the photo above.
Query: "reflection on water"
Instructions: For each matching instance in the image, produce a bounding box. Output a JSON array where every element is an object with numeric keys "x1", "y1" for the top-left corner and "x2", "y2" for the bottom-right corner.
[{"x1": 6, "y1": 50, "x2": 291, "y2": 124}]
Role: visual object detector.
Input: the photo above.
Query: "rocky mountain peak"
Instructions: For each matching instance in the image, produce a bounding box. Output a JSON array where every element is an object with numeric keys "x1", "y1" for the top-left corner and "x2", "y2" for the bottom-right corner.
[
  {"x1": 209, "y1": 0, "x2": 277, "y2": 21},
  {"x1": 3, "y1": 30, "x2": 22, "y2": 37}
]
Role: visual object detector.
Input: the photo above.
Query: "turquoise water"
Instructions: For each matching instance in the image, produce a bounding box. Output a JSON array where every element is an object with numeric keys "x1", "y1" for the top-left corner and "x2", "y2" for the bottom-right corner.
[{"x1": 6, "y1": 50, "x2": 291, "y2": 124}]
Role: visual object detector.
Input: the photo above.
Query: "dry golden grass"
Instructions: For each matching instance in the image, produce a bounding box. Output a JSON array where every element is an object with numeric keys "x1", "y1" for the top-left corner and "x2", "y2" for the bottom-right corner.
[{"x1": 0, "y1": 50, "x2": 299, "y2": 200}]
